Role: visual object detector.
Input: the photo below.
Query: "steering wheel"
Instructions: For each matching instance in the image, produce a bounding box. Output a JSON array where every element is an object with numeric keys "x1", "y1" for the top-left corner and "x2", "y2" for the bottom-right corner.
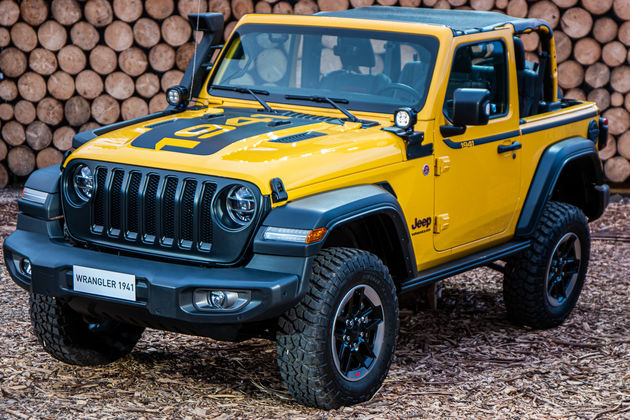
[{"x1": 377, "y1": 83, "x2": 422, "y2": 102}]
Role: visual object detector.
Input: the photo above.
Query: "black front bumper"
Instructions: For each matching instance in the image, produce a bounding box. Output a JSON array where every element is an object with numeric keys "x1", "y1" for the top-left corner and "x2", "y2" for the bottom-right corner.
[{"x1": 3, "y1": 216, "x2": 312, "y2": 340}]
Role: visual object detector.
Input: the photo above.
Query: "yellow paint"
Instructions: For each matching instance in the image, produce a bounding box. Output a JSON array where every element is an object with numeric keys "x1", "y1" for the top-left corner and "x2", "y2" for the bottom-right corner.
[{"x1": 154, "y1": 138, "x2": 200, "y2": 151}]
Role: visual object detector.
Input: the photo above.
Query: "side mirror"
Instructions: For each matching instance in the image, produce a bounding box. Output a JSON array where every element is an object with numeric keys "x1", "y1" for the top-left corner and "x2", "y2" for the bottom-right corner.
[{"x1": 452, "y1": 88, "x2": 491, "y2": 126}]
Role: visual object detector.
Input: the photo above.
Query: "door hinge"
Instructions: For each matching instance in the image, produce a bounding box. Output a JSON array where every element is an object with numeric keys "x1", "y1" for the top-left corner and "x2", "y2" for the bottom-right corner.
[
  {"x1": 435, "y1": 156, "x2": 451, "y2": 176},
  {"x1": 434, "y1": 213, "x2": 450, "y2": 233}
]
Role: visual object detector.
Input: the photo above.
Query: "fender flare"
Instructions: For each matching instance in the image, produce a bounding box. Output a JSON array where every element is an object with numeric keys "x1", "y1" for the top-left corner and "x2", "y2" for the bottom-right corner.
[
  {"x1": 18, "y1": 165, "x2": 62, "y2": 220},
  {"x1": 252, "y1": 184, "x2": 416, "y2": 277},
  {"x1": 515, "y1": 137, "x2": 607, "y2": 238}
]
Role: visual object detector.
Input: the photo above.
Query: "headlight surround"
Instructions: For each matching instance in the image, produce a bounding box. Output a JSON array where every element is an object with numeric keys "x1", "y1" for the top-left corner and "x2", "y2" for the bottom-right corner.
[{"x1": 72, "y1": 164, "x2": 94, "y2": 202}]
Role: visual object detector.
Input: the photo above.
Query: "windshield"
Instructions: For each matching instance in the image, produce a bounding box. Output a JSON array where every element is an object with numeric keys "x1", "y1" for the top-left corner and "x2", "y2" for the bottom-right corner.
[{"x1": 209, "y1": 24, "x2": 439, "y2": 114}]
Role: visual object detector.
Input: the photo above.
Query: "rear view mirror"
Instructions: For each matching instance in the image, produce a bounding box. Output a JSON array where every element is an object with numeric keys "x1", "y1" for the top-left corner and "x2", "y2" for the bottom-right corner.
[{"x1": 452, "y1": 88, "x2": 491, "y2": 126}]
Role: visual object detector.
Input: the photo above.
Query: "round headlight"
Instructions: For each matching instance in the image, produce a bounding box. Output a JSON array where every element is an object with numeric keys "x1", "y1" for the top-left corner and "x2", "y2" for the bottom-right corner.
[
  {"x1": 225, "y1": 186, "x2": 256, "y2": 226},
  {"x1": 166, "y1": 85, "x2": 188, "y2": 107},
  {"x1": 394, "y1": 107, "x2": 417, "y2": 130},
  {"x1": 73, "y1": 164, "x2": 94, "y2": 202}
]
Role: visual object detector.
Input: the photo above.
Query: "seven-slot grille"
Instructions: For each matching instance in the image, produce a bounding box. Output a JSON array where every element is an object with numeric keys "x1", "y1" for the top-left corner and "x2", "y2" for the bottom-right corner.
[{"x1": 91, "y1": 167, "x2": 216, "y2": 253}]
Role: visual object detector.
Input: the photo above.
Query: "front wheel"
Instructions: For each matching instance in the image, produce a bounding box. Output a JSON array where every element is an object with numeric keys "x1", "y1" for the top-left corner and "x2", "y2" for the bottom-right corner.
[{"x1": 276, "y1": 248, "x2": 399, "y2": 409}]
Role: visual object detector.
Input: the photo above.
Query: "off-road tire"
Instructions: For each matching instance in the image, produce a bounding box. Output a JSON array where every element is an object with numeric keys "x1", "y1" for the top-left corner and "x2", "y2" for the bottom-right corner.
[
  {"x1": 276, "y1": 248, "x2": 399, "y2": 409},
  {"x1": 503, "y1": 201, "x2": 590, "y2": 329},
  {"x1": 30, "y1": 293, "x2": 145, "y2": 365}
]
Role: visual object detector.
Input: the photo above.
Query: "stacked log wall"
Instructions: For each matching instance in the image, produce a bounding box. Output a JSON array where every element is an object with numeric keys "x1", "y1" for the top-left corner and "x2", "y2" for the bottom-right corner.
[{"x1": 0, "y1": 0, "x2": 629, "y2": 187}]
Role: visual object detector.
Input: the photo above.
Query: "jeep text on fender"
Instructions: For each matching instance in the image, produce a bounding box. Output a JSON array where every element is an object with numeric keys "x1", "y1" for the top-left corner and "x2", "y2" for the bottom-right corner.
[{"x1": 4, "y1": 8, "x2": 610, "y2": 409}]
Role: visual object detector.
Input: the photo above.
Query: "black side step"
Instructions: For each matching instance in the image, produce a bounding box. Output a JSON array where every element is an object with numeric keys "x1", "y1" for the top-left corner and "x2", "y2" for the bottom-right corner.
[{"x1": 400, "y1": 240, "x2": 530, "y2": 293}]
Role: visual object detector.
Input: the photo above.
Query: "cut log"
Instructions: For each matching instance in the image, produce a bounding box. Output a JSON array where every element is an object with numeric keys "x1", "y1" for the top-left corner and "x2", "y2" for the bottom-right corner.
[
  {"x1": 377, "y1": 0, "x2": 398, "y2": 5},
  {"x1": 36, "y1": 147, "x2": 63, "y2": 169},
  {"x1": 18, "y1": 72, "x2": 47, "y2": 102},
  {"x1": 232, "y1": 0, "x2": 254, "y2": 19},
  {"x1": 557, "y1": 60, "x2": 584, "y2": 89},
  {"x1": 617, "y1": 131, "x2": 630, "y2": 159},
  {"x1": 585, "y1": 63, "x2": 611, "y2": 88},
  {"x1": 75, "y1": 69, "x2": 104, "y2": 99},
  {"x1": 613, "y1": 0, "x2": 630, "y2": 20},
  {"x1": 618, "y1": 21, "x2": 630, "y2": 47},
  {"x1": 552, "y1": 0, "x2": 577, "y2": 7},
  {"x1": 319, "y1": 0, "x2": 350, "y2": 11},
  {"x1": 0, "y1": 139, "x2": 6, "y2": 161},
  {"x1": 53, "y1": 126, "x2": 75, "y2": 151},
  {"x1": 0, "y1": 1, "x2": 20, "y2": 27},
  {"x1": 598, "y1": 134, "x2": 616, "y2": 160},
  {"x1": 64, "y1": 96, "x2": 91, "y2": 127},
  {"x1": 626, "y1": 92, "x2": 630, "y2": 112},
  {"x1": 80, "y1": 122, "x2": 100, "y2": 132},
  {"x1": 0, "y1": 103, "x2": 13, "y2": 121},
  {"x1": 592, "y1": 17, "x2": 618, "y2": 44},
  {"x1": 2, "y1": 121, "x2": 25, "y2": 146},
  {"x1": 350, "y1": 0, "x2": 373, "y2": 5},
  {"x1": 611, "y1": 92, "x2": 624, "y2": 107},
  {"x1": 121, "y1": 97, "x2": 149, "y2": 121},
  {"x1": 603, "y1": 107, "x2": 630, "y2": 135},
  {"x1": 149, "y1": 43, "x2": 176, "y2": 72},
  {"x1": 448, "y1": 0, "x2": 468, "y2": 6},
  {"x1": 149, "y1": 93, "x2": 168, "y2": 113},
  {"x1": 162, "y1": 15, "x2": 192, "y2": 47},
  {"x1": 178, "y1": 0, "x2": 207, "y2": 17},
  {"x1": 57, "y1": 45, "x2": 86, "y2": 75},
  {"x1": 47, "y1": 70, "x2": 75, "y2": 100},
  {"x1": 134, "y1": 18, "x2": 161, "y2": 48},
  {"x1": 0, "y1": 163, "x2": 7, "y2": 188},
  {"x1": 224, "y1": 21, "x2": 238, "y2": 41},
  {"x1": 0, "y1": 28, "x2": 9, "y2": 48},
  {"x1": 36, "y1": 97, "x2": 64, "y2": 126},
  {"x1": 573, "y1": 38, "x2": 601, "y2": 65},
  {"x1": 209, "y1": 0, "x2": 232, "y2": 21},
  {"x1": 105, "y1": 71, "x2": 134, "y2": 100},
  {"x1": 175, "y1": 43, "x2": 195, "y2": 71},
  {"x1": 105, "y1": 21, "x2": 134, "y2": 51},
  {"x1": 582, "y1": 0, "x2": 613, "y2": 14},
  {"x1": 51, "y1": 0, "x2": 82, "y2": 26},
  {"x1": 471, "y1": 0, "x2": 495, "y2": 11},
  {"x1": 85, "y1": 0, "x2": 113, "y2": 27},
  {"x1": 273, "y1": 1, "x2": 293, "y2": 13},
  {"x1": 604, "y1": 156, "x2": 630, "y2": 182},
  {"x1": 161, "y1": 69, "x2": 184, "y2": 91},
  {"x1": 255, "y1": 2, "x2": 273, "y2": 12},
  {"x1": 146, "y1": 0, "x2": 175, "y2": 20},
  {"x1": 0, "y1": 48, "x2": 27, "y2": 78},
  {"x1": 7, "y1": 146, "x2": 36, "y2": 177},
  {"x1": 71, "y1": 22, "x2": 100, "y2": 51},
  {"x1": 113, "y1": 0, "x2": 143, "y2": 22},
  {"x1": 610, "y1": 65, "x2": 630, "y2": 93},
  {"x1": 38, "y1": 20, "x2": 67, "y2": 51},
  {"x1": 89, "y1": 45, "x2": 118, "y2": 75},
  {"x1": 520, "y1": 32, "x2": 540, "y2": 52},
  {"x1": 136, "y1": 73, "x2": 161, "y2": 98},
  {"x1": 528, "y1": 1, "x2": 560, "y2": 29},
  {"x1": 508, "y1": 0, "x2": 529, "y2": 16},
  {"x1": 495, "y1": 0, "x2": 508, "y2": 9},
  {"x1": 29, "y1": 48, "x2": 58, "y2": 76},
  {"x1": 91, "y1": 94, "x2": 120, "y2": 125},
  {"x1": 295, "y1": 0, "x2": 319, "y2": 14},
  {"x1": 602, "y1": 41, "x2": 627, "y2": 67},
  {"x1": 11, "y1": 22, "x2": 38, "y2": 52},
  {"x1": 119, "y1": 48, "x2": 148, "y2": 77},
  {"x1": 0, "y1": 80, "x2": 17, "y2": 101},
  {"x1": 563, "y1": 88, "x2": 586, "y2": 101},
  {"x1": 14, "y1": 100, "x2": 36, "y2": 125},
  {"x1": 423, "y1": 0, "x2": 439, "y2": 6},
  {"x1": 587, "y1": 88, "x2": 610, "y2": 110},
  {"x1": 20, "y1": 0, "x2": 48, "y2": 26},
  {"x1": 26, "y1": 121, "x2": 53, "y2": 151},
  {"x1": 560, "y1": 7, "x2": 592, "y2": 38}
]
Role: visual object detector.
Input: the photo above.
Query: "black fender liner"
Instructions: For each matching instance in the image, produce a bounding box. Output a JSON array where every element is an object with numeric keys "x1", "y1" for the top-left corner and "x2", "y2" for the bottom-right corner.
[
  {"x1": 515, "y1": 137, "x2": 609, "y2": 238},
  {"x1": 253, "y1": 184, "x2": 416, "y2": 277}
]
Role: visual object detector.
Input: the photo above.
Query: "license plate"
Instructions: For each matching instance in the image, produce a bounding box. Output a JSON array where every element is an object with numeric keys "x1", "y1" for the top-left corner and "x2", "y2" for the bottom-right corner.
[{"x1": 73, "y1": 265, "x2": 136, "y2": 302}]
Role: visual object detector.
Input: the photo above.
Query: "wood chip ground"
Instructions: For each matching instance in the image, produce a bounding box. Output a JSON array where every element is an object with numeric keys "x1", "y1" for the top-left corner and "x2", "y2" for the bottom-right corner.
[{"x1": 0, "y1": 188, "x2": 628, "y2": 419}]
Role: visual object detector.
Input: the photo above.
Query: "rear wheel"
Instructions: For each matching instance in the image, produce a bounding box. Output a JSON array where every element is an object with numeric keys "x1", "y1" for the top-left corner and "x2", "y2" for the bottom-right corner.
[
  {"x1": 276, "y1": 248, "x2": 398, "y2": 409},
  {"x1": 503, "y1": 201, "x2": 590, "y2": 329},
  {"x1": 30, "y1": 293, "x2": 144, "y2": 365}
]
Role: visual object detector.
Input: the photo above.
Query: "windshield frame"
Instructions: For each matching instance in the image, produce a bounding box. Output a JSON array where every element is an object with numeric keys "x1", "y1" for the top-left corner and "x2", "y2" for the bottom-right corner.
[{"x1": 206, "y1": 23, "x2": 440, "y2": 115}]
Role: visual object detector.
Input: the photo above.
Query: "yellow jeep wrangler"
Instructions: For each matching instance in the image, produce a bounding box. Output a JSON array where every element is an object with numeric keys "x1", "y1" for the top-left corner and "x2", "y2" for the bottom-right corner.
[{"x1": 4, "y1": 7, "x2": 610, "y2": 409}]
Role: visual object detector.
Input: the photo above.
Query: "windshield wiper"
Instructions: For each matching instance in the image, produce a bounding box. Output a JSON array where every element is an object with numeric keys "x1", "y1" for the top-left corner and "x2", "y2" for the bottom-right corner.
[
  {"x1": 210, "y1": 85, "x2": 274, "y2": 113},
  {"x1": 285, "y1": 95, "x2": 360, "y2": 123}
]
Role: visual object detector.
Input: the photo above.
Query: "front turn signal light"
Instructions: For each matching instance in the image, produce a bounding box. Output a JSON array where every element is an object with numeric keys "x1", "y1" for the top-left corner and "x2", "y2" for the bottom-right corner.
[{"x1": 305, "y1": 228, "x2": 327, "y2": 244}]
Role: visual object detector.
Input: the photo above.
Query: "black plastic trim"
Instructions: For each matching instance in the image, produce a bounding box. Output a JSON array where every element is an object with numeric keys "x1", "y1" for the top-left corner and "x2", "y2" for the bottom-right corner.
[
  {"x1": 18, "y1": 166, "x2": 62, "y2": 220},
  {"x1": 443, "y1": 129, "x2": 520, "y2": 149},
  {"x1": 520, "y1": 111, "x2": 598, "y2": 135}
]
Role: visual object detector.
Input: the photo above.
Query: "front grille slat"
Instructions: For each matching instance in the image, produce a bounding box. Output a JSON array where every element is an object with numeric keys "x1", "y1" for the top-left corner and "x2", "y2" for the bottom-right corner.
[
  {"x1": 161, "y1": 177, "x2": 178, "y2": 246},
  {"x1": 109, "y1": 170, "x2": 124, "y2": 235},
  {"x1": 144, "y1": 174, "x2": 160, "y2": 242},
  {"x1": 126, "y1": 172, "x2": 141, "y2": 238},
  {"x1": 199, "y1": 183, "x2": 216, "y2": 251},
  {"x1": 180, "y1": 179, "x2": 197, "y2": 249},
  {"x1": 93, "y1": 168, "x2": 107, "y2": 230}
]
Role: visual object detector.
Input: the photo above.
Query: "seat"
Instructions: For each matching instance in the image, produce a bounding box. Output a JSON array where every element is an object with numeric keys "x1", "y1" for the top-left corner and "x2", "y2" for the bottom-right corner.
[
  {"x1": 399, "y1": 61, "x2": 429, "y2": 93},
  {"x1": 514, "y1": 37, "x2": 538, "y2": 117},
  {"x1": 320, "y1": 37, "x2": 391, "y2": 94}
]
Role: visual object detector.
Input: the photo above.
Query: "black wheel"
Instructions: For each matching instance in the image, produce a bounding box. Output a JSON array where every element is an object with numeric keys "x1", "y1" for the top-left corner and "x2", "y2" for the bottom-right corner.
[
  {"x1": 30, "y1": 293, "x2": 144, "y2": 366},
  {"x1": 276, "y1": 248, "x2": 398, "y2": 409},
  {"x1": 503, "y1": 201, "x2": 590, "y2": 329}
]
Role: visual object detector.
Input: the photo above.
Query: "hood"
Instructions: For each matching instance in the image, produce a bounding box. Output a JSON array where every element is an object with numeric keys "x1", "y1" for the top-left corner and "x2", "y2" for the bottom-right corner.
[{"x1": 68, "y1": 107, "x2": 405, "y2": 195}]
